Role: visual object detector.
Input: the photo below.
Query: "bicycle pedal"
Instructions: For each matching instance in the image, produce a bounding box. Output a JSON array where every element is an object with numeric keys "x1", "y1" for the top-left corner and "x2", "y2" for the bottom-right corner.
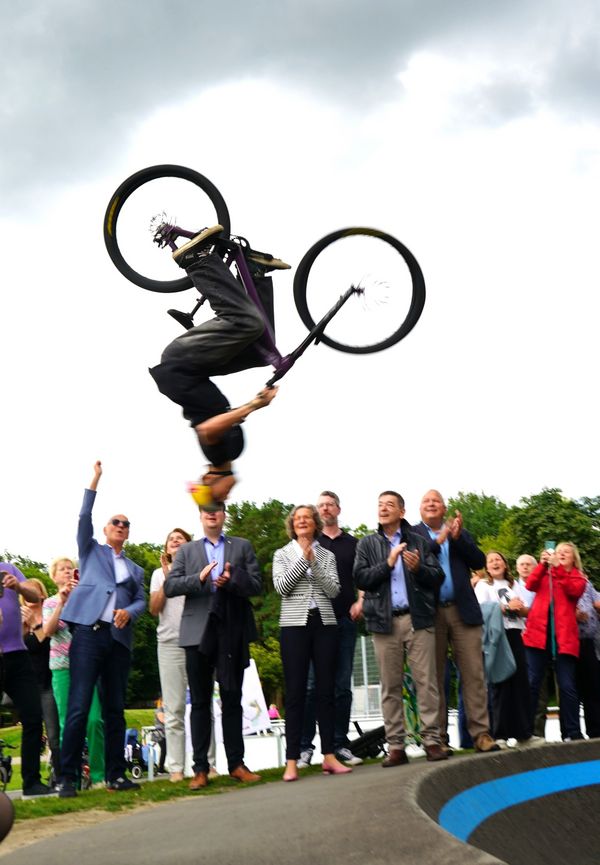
[{"x1": 168, "y1": 308, "x2": 195, "y2": 330}]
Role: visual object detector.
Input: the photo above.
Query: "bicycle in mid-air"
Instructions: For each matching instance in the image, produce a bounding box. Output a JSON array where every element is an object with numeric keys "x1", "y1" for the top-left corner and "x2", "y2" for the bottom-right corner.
[{"x1": 103, "y1": 165, "x2": 426, "y2": 384}]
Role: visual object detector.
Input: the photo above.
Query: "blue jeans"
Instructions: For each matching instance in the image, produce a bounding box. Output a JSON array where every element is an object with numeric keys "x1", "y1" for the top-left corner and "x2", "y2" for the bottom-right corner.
[
  {"x1": 300, "y1": 616, "x2": 357, "y2": 752},
  {"x1": 526, "y1": 647, "x2": 582, "y2": 740},
  {"x1": 60, "y1": 625, "x2": 131, "y2": 783}
]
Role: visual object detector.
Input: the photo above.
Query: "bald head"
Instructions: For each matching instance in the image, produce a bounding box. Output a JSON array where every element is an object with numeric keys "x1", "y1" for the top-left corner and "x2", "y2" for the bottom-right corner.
[{"x1": 420, "y1": 490, "x2": 446, "y2": 529}]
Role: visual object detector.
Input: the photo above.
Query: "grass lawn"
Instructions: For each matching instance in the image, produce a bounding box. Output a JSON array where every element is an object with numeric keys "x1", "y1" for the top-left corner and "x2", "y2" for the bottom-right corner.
[
  {"x1": 0, "y1": 709, "x2": 156, "y2": 794},
  {"x1": 12, "y1": 765, "x2": 295, "y2": 821},
  {"x1": 5, "y1": 709, "x2": 354, "y2": 822}
]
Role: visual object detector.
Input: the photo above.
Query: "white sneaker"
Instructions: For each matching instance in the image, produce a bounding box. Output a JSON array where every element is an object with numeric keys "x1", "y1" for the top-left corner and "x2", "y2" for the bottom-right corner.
[
  {"x1": 494, "y1": 739, "x2": 509, "y2": 750},
  {"x1": 335, "y1": 747, "x2": 363, "y2": 766},
  {"x1": 296, "y1": 749, "x2": 313, "y2": 769},
  {"x1": 517, "y1": 735, "x2": 546, "y2": 749}
]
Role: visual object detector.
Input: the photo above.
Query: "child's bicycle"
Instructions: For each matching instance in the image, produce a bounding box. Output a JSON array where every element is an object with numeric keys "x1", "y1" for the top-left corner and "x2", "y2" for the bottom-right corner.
[{"x1": 103, "y1": 165, "x2": 426, "y2": 383}]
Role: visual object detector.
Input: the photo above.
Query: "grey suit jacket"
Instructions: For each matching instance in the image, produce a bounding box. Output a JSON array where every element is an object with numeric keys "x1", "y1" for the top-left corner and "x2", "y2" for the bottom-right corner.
[{"x1": 164, "y1": 535, "x2": 261, "y2": 649}]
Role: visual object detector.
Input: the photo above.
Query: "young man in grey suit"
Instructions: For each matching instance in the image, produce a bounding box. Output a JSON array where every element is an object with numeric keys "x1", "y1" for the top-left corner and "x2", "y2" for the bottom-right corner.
[{"x1": 164, "y1": 503, "x2": 262, "y2": 789}]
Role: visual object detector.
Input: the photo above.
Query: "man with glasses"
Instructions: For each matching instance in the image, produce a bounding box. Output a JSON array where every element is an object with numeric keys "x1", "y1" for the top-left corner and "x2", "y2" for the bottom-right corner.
[{"x1": 57, "y1": 461, "x2": 146, "y2": 797}]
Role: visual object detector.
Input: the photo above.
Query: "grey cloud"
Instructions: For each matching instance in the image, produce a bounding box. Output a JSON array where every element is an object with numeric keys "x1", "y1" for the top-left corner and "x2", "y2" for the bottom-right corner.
[{"x1": 1, "y1": 0, "x2": 597, "y2": 206}]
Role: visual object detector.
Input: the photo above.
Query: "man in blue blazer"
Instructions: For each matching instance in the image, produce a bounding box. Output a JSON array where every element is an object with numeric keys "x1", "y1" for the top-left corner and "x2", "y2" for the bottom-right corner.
[
  {"x1": 58, "y1": 461, "x2": 146, "y2": 797},
  {"x1": 164, "y1": 502, "x2": 262, "y2": 790}
]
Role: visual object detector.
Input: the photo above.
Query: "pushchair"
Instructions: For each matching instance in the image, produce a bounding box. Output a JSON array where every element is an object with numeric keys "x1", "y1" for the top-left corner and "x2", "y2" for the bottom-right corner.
[{"x1": 124, "y1": 728, "x2": 148, "y2": 780}]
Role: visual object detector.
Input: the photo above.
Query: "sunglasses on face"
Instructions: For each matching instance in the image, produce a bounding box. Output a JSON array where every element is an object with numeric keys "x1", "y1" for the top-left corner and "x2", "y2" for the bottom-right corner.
[{"x1": 110, "y1": 519, "x2": 130, "y2": 529}]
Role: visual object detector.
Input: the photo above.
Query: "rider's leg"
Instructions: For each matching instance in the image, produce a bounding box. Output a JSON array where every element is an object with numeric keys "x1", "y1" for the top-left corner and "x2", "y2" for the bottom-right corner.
[{"x1": 160, "y1": 254, "x2": 265, "y2": 376}]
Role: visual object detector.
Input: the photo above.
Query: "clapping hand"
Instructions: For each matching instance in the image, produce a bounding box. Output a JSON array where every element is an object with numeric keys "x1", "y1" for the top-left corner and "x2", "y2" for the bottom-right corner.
[{"x1": 215, "y1": 561, "x2": 231, "y2": 588}]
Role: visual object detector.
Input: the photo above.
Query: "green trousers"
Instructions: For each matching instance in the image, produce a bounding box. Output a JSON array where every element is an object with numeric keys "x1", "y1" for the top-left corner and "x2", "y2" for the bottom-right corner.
[{"x1": 52, "y1": 668, "x2": 106, "y2": 784}]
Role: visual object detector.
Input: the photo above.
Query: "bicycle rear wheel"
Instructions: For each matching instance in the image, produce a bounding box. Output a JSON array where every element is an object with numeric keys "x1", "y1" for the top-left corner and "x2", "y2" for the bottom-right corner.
[
  {"x1": 293, "y1": 227, "x2": 426, "y2": 354},
  {"x1": 103, "y1": 164, "x2": 231, "y2": 293}
]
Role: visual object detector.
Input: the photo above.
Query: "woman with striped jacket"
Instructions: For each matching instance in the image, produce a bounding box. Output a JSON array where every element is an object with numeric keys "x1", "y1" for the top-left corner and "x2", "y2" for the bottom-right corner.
[{"x1": 273, "y1": 504, "x2": 352, "y2": 781}]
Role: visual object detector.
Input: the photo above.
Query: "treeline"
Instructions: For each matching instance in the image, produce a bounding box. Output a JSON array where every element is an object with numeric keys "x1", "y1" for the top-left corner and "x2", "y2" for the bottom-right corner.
[{"x1": 4, "y1": 488, "x2": 599, "y2": 705}]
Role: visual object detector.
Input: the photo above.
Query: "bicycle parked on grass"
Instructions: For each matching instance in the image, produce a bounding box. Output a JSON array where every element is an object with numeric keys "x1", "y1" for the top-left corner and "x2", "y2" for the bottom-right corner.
[{"x1": 103, "y1": 164, "x2": 427, "y2": 385}]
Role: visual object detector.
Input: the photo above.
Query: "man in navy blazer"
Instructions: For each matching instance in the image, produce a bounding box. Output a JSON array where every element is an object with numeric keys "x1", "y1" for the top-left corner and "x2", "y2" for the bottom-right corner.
[
  {"x1": 164, "y1": 503, "x2": 262, "y2": 790},
  {"x1": 58, "y1": 461, "x2": 146, "y2": 797},
  {"x1": 412, "y1": 490, "x2": 498, "y2": 754}
]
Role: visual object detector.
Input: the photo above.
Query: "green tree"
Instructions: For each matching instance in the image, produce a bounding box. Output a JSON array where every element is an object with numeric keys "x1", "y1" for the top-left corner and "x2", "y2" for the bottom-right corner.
[
  {"x1": 225, "y1": 499, "x2": 293, "y2": 699},
  {"x1": 250, "y1": 637, "x2": 284, "y2": 707},
  {"x1": 1, "y1": 551, "x2": 54, "y2": 595},
  {"x1": 446, "y1": 492, "x2": 512, "y2": 545},
  {"x1": 225, "y1": 499, "x2": 292, "y2": 640},
  {"x1": 509, "y1": 488, "x2": 600, "y2": 584},
  {"x1": 124, "y1": 541, "x2": 162, "y2": 705}
]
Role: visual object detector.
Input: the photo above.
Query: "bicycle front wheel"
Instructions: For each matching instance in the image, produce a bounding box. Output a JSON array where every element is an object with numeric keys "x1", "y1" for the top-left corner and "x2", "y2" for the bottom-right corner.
[
  {"x1": 293, "y1": 227, "x2": 426, "y2": 354},
  {"x1": 103, "y1": 164, "x2": 231, "y2": 293}
]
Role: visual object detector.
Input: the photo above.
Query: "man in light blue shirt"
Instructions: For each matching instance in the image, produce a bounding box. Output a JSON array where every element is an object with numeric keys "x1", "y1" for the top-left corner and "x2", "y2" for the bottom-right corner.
[{"x1": 354, "y1": 491, "x2": 446, "y2": 765}]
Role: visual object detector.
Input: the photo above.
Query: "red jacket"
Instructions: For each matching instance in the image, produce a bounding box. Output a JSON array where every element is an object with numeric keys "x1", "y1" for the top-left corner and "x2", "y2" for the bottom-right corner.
[{"x1": 523, "y1": 562, "x2": 586, "y2": 657}]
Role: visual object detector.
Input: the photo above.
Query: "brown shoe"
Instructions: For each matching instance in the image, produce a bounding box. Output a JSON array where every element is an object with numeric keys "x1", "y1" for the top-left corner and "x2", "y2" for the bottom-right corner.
[
  {"x1": 189, "y1": 771, "x2": 208, "y2": 790},
  {"x1": 475, "y1": 732, "x2": 501, "y2": 753},
  {"x1": 424, "y1": 743, "x2": 448, "y2": 762},
  {"x1": 229, "y1": 764, "x2": 261, "y2": 783},
  {"x1": 381, "y1": 749, "x2": 409, "y2": 768}
]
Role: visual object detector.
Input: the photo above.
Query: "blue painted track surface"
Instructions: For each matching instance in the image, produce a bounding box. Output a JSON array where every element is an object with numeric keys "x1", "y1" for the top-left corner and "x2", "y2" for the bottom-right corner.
[{"x1": 439, "y1": 759, "x2": 600, "y2": 841}]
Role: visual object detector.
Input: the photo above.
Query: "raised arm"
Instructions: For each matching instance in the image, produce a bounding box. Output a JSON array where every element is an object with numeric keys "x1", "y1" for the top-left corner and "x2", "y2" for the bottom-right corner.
[{"x1": 77, "y1": 461, "x2": 103, "y2": 555}]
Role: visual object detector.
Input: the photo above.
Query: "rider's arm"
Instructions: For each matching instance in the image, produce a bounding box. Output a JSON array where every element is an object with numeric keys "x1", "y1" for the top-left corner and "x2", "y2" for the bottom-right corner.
[{"x1": 197, "y1": 387, "x2": 277, "y2": 446}]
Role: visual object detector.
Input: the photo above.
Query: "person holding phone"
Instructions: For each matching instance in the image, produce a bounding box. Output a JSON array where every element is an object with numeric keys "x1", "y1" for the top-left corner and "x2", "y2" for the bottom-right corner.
[
  {"x1": 21, "y1": 578, "x2": 62, "y2": 783},
  {"x1": 43, "y1": 558, "x2": 105, "y2": 786},
  {"x1": 0, "y1": 564, "x2": 52, "y2": 797},
  {"x1": 149, "y1": 527, "x2": 218, "y2": 782},
  {"x1": 523, "y1": 542, "x2": 586, "y2": 741}
]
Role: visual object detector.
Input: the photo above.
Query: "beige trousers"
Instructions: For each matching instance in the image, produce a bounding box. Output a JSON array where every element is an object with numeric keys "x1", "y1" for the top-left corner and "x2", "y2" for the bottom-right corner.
[
  {"x1": 372, "y1": 615, "x2": 442, "y2": 749},
  {"x1": 435, "y1": 604, "x2": 490, "y2": 742}
]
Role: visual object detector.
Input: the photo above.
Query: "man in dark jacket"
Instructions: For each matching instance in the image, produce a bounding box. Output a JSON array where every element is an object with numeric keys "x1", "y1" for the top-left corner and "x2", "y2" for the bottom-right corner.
[
  {"x1": 412, "y1": 490, "x2": 499, "y2": 753},
  {"x1": 165, "y1": 502, "x2": 262, "y2": 789},
  {"x1": 353, "y1": 491, "x2": 447, "y2": 765}
]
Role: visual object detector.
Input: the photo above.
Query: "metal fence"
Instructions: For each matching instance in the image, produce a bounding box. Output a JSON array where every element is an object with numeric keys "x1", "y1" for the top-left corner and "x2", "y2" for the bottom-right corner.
[{"x1": 350, "y1": 635, "x2": 382, "y2": 717}]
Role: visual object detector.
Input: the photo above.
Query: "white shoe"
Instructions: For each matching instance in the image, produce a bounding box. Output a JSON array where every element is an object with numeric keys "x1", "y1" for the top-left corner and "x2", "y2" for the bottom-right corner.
[
  {"x1": 495, "y1": 739, "x2": 509, "y2": 750},
  {"x1": 335, "y1": 747, "x2": 363, "y2": 766},
  {"x1": 517, "y1": 735, "x2": 546, "y2": 749},
  {"x1": 296, "y1": 749, "x2": 313, "y2": 769}
]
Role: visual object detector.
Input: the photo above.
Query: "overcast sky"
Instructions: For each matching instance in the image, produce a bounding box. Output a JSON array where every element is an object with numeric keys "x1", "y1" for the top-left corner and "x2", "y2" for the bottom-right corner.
[{"x1": 1, "y1": 0, "x2": 599, "y2": 564}]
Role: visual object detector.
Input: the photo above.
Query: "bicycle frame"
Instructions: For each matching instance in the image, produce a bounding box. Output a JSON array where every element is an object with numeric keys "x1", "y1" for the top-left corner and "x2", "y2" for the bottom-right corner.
[{"x1": 164, "y1": 227, "x2": 362, "y2": 387}]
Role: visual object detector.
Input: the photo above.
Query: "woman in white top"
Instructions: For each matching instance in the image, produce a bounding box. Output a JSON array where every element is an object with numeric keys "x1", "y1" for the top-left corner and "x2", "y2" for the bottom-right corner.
[
  {"x1": 150, "y1": 528, "x2": 194, "y2": 782},
  {"x1": 475, "y1": 551, "x2": 536, "y2": 746},
  {"x1": 273, "y1": 505, "x2": 350, "y2": 782}
]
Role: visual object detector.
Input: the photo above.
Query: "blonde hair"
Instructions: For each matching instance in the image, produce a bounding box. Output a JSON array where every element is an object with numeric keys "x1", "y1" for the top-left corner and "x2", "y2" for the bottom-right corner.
[
  {"x1": 49, "y1": 557, "x2": 76, "y2": 580},
  {"x1": 20, "y1": 577, "x2": 48, "y2": 606},
  {"x1": 556, "y1": 542, "x2": 583, "y2": 573}
]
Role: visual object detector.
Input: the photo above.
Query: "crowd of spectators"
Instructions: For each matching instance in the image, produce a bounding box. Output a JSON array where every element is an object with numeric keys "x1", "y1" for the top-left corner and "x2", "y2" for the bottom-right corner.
[{"x1": 1, "y1": 478, "x2": 598, "y2": 797}]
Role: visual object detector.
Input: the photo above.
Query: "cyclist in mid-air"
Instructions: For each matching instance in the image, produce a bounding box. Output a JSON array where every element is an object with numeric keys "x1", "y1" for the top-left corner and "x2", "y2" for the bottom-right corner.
[{"x1": 149, "y1": 224, "x2": 289, "y2": 504}]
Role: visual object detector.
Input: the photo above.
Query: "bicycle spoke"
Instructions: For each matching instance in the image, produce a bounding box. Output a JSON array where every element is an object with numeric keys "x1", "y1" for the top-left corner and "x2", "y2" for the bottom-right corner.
[{"x1": 299, "y1": 234, "x2": 418, "y2": 352}]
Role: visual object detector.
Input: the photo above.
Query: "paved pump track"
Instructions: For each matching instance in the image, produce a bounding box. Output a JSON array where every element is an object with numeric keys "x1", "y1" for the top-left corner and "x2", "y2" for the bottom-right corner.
[{"x1": 2, "y1": 741, "x2": 599, "y2": 865}]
